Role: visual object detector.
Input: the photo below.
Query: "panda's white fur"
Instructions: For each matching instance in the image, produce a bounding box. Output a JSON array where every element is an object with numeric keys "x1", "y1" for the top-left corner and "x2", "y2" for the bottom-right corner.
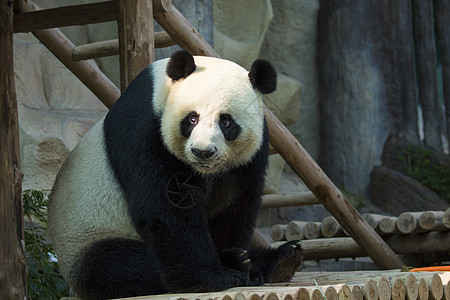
[
  {"x1": 154, "y1": 56, "x2": 265, "y2": 174},
  {"x1": 48, "y1": 118, "x2": 140, "y2": 282}
]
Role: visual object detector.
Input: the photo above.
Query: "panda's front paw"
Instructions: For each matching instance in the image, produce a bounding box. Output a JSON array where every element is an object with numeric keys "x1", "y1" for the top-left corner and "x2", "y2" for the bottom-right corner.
[
  {"x1": 267, "y1": 240, "x2": 303, "y2": 283},
  {"x1": 219, "y1": 248, "x2": 251, "y2": 273}
]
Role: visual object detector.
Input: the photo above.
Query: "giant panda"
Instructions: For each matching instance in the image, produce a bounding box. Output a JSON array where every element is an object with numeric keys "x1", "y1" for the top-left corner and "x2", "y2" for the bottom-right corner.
[{"x1": 48, "y1": 50, "x2": 303, "y2": 299}]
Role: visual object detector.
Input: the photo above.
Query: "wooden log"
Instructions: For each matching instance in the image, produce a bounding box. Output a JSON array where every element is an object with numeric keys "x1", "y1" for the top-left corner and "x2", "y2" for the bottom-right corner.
[
  {"x1": 304, "y1": 222, "x2": 322, "y2": 239},
  {"x1": 405, "y1": 274, "x2": 419, "y2": 300},
  {"x1": 325, "y1": 287, "x2": 338, "y2": 300},
  {"x1": 116, "y1": 0, "x2": 155, "y2": 91},
  {"x1": 260, "y1": 192, "x2": 320, "y2": 208},
  {"x1": 311, "y1": 289, "x2": 324, "y2": 300},
  {"x1": 412, "y1": 0, "x2": 442, "y2": 151},
  {"x1": 352, "y1": 285, "x2": 363, "y2": 300},
  {"x1": 442, "y1": 208, "x2": 450, "y2": 229},
  {"x1": 433, "y1": 0, "x2": 450, "y2": 141},
  {"x1": 285, "y1": 221, "x2": 306, "y2": 241},
  {"x1": 443, "y1": 280, "x2": 449, "y2": 300},
  {"x1": 15, "y1": 0, "x2": 120, "y2": 109},
  {"x1": 363, "y1": 213, "x2": 385, "y2": 230},
  {"x1": 13, "y1": 1, "x2": 117, "y2": 32},
  {"x1": 72, "y1": 32, "x2": 175, "y2": 61},
  {"x1": 378, "y1": 277, "x2": 392, "y2": 300},
  {"x1": 418, "y1": 278, "x2": 429, "y2": 300},
  {"x1": 273, "y1": 231, "x2": 450, "y2": 260},
  {"x1": 391, "y1": 278, "x2": 406, "y2": 300},
  {"x1": 320, "y1": 216, "x2": 345, "y2": 238},
  {"x1": 13, "y1": 0, "x2": 173, "y2": 33},
  {"x1": 364, "y1": 279, "x2": 379, "y2": 300},
  {"x1": 379, "y1": 216, "x2": 400, "y2": 235},
  {"x1": 418, "y1": 211, "x2": 446, "y2": 231},
  {"x1": 0, "y1": 1, "x2": 27, "y2": 299},
  {"x1": 297, "y1": 288, "x2": 311, "y2": 300},
  {"x1": 428, "y1": 274, "x2": 443, "y2": 300},
  {"x1": 270, "y1": 224, "x2": 287, "y2": 242},
  {"x1": 338, "y1": 285, "x2": 353, "y2": 300},
  {"x1": 396, "y1": 212, "x2": 422, "y2": 234}
]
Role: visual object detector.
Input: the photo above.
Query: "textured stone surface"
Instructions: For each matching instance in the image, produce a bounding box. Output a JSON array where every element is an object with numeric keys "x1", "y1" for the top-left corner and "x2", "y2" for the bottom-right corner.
[
  {"x1": 259, "y1": 0, "x2": 321, "y2": 159},
  {"x1": 14, "y1": 30, "x2": 106, "y2": 191}
]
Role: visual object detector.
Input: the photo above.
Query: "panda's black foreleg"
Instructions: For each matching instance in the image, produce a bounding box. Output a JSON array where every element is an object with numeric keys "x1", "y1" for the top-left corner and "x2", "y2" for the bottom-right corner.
[
  {"x1": 70, "y1": 238, "x2": 167, "y2": 300},
  {"x1": 249, "y1": 240, "x2": 304, "y2": 283}
]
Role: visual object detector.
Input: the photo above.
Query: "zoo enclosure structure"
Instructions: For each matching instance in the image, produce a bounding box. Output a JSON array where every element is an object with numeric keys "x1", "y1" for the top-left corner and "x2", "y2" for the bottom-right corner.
[{"x1": 1, "y1": 0, "x2": 404, "y2": 297}]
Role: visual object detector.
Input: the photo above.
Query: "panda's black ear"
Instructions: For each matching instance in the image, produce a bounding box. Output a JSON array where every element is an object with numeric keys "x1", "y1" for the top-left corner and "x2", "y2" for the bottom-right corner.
[
  {"x1": 248, "y1": 59, "x2": 277, "y2": 95},
  {"x1": 166, "y1": 50, "x2": 196, "y2": 81}
]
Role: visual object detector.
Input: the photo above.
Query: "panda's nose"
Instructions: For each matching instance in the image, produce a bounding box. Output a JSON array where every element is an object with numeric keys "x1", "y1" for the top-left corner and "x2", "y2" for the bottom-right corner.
[{"x1": 191, "y1": 147, "x2": 216, "y2": 159}]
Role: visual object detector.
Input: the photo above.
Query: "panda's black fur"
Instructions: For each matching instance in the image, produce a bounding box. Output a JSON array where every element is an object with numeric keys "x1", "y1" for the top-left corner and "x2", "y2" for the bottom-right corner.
[{"x1": 49, "y1": 51, "x2": 303, "y2": 299}]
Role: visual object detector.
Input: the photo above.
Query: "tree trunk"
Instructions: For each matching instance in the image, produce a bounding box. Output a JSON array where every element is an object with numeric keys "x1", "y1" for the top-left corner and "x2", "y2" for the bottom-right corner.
[
  {"x1": 434, "y1": 0, "x2": 450, "y2": 143},
  {"x1": 0, "y1": 1, "x2": 27, "y2": 298},
  {"x1": 318, "y1": 1, "x2": 419, "y2": 196},
  {"x1": 412, "y1": 0, "x2": 442, "y2": 151}
]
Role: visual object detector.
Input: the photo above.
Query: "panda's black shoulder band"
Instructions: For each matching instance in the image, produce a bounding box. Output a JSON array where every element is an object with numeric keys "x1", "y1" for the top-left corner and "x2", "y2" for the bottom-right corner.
[
  {"x1": 166, "y1": 50, "x2": 196, "y2": 81},
  {"x1": 248, "y1": 59, "x2": 277, "y2": 95}
]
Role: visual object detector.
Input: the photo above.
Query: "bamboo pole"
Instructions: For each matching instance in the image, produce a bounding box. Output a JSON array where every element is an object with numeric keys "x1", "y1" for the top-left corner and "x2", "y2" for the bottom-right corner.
[
  {"x1": 72, "y1": 32, "x2": 175, "y2": 61},
  {"x1": 0, "y1": 1, "x2": 27, "y2": 299},
  {"x1": 15, "y1": 1, "x2": 120, "y2": 109}
]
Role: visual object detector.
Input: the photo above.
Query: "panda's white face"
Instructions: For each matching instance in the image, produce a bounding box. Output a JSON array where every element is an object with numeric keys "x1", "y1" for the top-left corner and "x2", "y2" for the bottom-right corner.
[{"x1": 157, "y1": 56, "x2": 265, "y2": 175}]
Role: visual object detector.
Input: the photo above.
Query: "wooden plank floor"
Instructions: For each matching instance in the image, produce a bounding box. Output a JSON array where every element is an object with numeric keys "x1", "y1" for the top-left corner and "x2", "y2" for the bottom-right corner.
[{"x1": 63, "y1": 270, "x2": 450, "y2": 300}]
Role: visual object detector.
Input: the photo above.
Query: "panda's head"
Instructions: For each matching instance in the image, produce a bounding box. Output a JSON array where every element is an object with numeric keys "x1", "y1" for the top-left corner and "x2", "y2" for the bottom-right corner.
[{"x1": 155, "y1": 51, "x2": 276, "y2": 175}]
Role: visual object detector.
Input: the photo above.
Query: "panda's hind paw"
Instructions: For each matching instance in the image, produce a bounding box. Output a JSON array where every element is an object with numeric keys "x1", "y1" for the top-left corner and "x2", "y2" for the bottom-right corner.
[
  {"x1": 267, "y1": 240, "x2": 303, "y2": 283},
  {"x1": 219, "y1": 248, "x2": 251, "y2": 273}
]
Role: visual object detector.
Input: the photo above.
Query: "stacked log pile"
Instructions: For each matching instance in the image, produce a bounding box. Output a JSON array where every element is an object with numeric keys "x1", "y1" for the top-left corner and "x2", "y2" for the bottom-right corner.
[
  {"x1": 270, "y1": 209, "x2": 450, "y2": 261},
  {"x1": 103, "y1": 270, "x2": 450, "y2": 300}
]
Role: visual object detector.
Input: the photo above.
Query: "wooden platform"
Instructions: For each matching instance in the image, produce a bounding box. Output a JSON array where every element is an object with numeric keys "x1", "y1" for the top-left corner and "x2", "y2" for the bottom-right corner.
[{"x1": 62, "y1": 270, "x2": 450, "y2": 300}]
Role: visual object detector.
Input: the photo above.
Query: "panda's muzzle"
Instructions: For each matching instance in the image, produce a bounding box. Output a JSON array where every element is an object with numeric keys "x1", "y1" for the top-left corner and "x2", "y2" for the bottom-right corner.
[{"x1": 191, "y1": 147, "x2": 216, "y2": 160}]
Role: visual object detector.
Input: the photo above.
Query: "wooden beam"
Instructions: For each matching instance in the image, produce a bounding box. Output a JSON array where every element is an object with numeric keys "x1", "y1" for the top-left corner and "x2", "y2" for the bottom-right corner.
[
  {"x1": 72, "y1": 32, "x2": 175, "y2": 61},
  {"x1": 13, "y1": 1, "x2": 117, "y2": 33},
  {"x1": 13, "y1": 0, "x2": 173, "y2": 33},
  {"x1": 273, "y1": 231, "x2": 450, "y2": 261},
  {"x1": 16, "y1": 1, "x2": 120, "y2": 109},
  {"x1": 0, "y1": 1, "x2": 27, "y2": 299},
  {"x1": 117, "y1": 0, "x2": 155, "y2": 91},
  {"x1": 261, "y1": 192, "x2": 320, "y2": 208}
]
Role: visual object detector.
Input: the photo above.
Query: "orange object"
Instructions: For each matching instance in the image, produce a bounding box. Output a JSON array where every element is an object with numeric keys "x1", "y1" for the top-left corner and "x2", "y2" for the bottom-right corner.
[{"x1": 409, "y1": 266, "x2": 450, "y2": 272}]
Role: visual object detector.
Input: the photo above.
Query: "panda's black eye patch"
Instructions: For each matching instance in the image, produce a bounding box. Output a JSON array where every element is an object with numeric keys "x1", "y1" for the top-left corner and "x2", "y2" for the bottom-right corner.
[
  {"x1": 181, "y1": 111, "x2": 199, "y2": 138},
  {"x1": 220, "y1": 114, "x2": 241, "y2": 141}
]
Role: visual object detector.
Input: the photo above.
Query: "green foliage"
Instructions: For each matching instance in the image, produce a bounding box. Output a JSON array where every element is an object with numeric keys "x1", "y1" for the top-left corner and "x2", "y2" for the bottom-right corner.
[
  {"x1": 23, "y1": 190, "x2": 70, "y2": 299},
  {"x1": 400, "y1": 146, "x2": 450, "y2": 203}
]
